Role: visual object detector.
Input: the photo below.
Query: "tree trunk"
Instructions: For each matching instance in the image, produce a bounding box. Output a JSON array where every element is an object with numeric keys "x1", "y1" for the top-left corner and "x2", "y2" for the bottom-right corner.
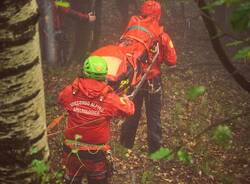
[
  {"x1": 37, "y1": 0, "x2": 57, "y2": 65},
  {"x1": 0, "y1": 0, "x2": 49, "y2": 183}
]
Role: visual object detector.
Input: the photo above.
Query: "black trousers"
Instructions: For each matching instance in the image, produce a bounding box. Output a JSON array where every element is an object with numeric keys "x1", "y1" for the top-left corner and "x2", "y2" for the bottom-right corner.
[{"x1": 120, "y1": 77, "x2": 162, "y2": 153}]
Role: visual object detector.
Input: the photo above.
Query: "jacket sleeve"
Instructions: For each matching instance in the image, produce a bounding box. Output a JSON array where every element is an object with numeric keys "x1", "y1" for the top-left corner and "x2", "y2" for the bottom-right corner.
[
  {"x1": 58, "y1": 85, "x2": 73, "y2": 109},
  {"x1": 104, "y1": 94, "x2": 135, "y2": 118},
  {"x1": 117, "y1": 96, "x2": 135, "y2": 116},
  {"x1": 57, "y1": 7, "x2": 89, "y2": 20},
  {"x1": 161, "y1": 32, "x2": 177, "y2": 66}
]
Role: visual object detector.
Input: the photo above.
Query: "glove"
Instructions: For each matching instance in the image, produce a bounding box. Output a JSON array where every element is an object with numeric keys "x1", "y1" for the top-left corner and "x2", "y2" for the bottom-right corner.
[
  {"x1": 88, "y1": 12, "x2": 96, "y2": 22},
  {"x1": 119, "y1": 95, "x2": 135, "y2": 115},
  {"x1": 119, "y1": 95, "x2": 130, "y2": 104}
]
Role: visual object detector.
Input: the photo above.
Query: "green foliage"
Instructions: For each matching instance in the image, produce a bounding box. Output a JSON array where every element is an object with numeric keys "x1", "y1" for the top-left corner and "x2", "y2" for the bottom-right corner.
[
  {"x1": 234, "y1": 46, "x2": 250, "y2": 60},
  {"x1": 230, "y1": 2, "x2": 250, "y2": 32},
  {"x1": 212, "y1": 125, "x2": 233, "y2": 145},
  {"x1": 31, "y1": 146, "x2": 39, "y2": 155},
  {"x1": 203, "y1": 0, "x2": 247, "y2": 10},
  {"x1": 186, "y1": 86, "x2": 206, "y2": 101},
  {"x1": 54, "y1": 171, "x2": 64, "y2": 184},
  {"x1": 31, "y1": 160, "x2": 49, "y2": 176},
  {"x1": 141, "y1": 170, "x2": 154, "y2": 184},
  {"x1": 203, "y1": 0, "x2": 226, "y2": 10},
  {"x1": 177, "y1": 150, "x2": 193, "y2": 164},
  {"x1": 204, "y1": 0, "x2": 250, "y2": 60},
  {"x1": 149, "y1": 147, "x2": 172, "y2": 161},
  {"x1": 31, "y1": 159, "x2": 64, "y2": 184}
]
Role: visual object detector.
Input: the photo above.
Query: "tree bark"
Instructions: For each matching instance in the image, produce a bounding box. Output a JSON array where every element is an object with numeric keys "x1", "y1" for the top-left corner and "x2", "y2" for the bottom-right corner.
[{"x1": 0, "y1": 0, "x2": 49, "y2": 183}]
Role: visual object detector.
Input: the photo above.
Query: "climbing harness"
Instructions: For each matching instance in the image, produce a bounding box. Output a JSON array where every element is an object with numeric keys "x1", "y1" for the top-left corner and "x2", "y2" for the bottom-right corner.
[
  {"x1": 64, "y1": 139, "x2": 110, "y2": 153},
  {"x1": 128, "y1": 42, "x2": 160, "y2": 99},
  {"x1": 147, "y1": 79, "x2": 162, "y2": 94}
]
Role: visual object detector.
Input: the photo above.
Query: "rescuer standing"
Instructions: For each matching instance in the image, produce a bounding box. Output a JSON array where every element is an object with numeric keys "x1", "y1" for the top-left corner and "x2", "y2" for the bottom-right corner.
[
  {"x1": 58, "y1": 56, "x2": 134, "y2": 184},
  {"x1": 120, "y1": 0, "x2": 177, "y2": 158}
]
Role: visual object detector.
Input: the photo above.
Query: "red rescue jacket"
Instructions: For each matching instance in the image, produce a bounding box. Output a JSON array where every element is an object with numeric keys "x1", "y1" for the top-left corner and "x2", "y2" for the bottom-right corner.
[
  {"x1": 122, "y1": 15, "x2": 177, "y2": 80},
  {"x1": 58, "y1": 78, "x2": 134, "y2": 144},
  {"x1": 87, "y1": 16, "x2": 177, "y2": 94}
]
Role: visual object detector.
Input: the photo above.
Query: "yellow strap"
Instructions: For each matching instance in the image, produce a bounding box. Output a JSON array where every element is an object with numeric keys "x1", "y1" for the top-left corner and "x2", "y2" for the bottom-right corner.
[{"x1": 65, "y1": 139, "x2": 105, "y2": 147}]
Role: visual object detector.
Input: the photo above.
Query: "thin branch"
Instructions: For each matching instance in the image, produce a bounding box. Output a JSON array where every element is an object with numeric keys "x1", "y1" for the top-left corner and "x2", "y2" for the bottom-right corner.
[
  {"x1": 194, "y1": 0, "x2": 250, "y2": 92},
  {"x1": 172, "y1": 111, "x2": 250, "y2": 153},
  {"x1": 195, "y1": 3, "x2": 249, "y2": 44},
  {"x1": 193, "y1": 112, "x2": 249, "y2": 140}
]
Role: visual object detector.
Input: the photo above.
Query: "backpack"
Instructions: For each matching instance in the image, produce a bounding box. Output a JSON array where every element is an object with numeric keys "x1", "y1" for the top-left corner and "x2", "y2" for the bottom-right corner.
[{"x1": 121, "y1": 15, "x2": 163, "y2": 53}]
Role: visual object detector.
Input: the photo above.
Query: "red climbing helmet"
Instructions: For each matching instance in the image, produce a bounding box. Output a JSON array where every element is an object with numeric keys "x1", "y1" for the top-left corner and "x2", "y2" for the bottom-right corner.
[{"x1": 140, "y1": 0, "x2": 161, "y2": 18}]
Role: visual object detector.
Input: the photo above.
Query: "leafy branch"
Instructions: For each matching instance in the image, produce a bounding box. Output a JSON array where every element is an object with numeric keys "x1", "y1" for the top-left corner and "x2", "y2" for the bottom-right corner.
[{"x1": 194, "y1": 0, "x2": 250, "y2": 92}]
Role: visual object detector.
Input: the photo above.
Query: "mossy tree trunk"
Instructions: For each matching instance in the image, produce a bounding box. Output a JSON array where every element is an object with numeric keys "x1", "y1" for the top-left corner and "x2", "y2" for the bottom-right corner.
[{"x1": 0, "y1": 0, "x2": 49, "y2": 183}]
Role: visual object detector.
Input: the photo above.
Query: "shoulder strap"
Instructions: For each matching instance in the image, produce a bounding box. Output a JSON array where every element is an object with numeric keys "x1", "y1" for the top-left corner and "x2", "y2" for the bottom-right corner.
[
  {"x1": 122, "y1": 25, "x2": 157, "y2": 51},
  {"x1": 101, "y1": 85, "x2": 113, "y2": 96},
  {"x1": 127, "y1": 25, "x2": 154, "y2": 38}
]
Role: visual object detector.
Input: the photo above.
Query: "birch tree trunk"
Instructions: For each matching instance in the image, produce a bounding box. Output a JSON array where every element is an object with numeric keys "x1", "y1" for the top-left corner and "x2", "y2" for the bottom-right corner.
[{"x1": 0, "y1": 0, "x2": 49, "y2": 183}]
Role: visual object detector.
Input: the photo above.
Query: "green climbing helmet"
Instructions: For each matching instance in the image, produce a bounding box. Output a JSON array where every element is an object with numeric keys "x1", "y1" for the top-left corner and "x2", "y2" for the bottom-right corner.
[{"x1": 83, "y1": 56, "x2": 108, "y2": 81}]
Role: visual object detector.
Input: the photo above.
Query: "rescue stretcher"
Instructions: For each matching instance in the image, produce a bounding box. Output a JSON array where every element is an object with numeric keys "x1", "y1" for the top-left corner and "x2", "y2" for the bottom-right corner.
[{"x1": 91, "y1": 42, "x2": 160, "y2": 98}]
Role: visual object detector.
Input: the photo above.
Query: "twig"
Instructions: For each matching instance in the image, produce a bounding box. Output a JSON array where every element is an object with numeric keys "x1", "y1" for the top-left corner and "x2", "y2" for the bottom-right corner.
[
  {"x1": 193, "y1": 112, "x2": 249, "y2": 140},
  {"x1": 172, "y1": 111, "x2": 250, "y2": 153}
]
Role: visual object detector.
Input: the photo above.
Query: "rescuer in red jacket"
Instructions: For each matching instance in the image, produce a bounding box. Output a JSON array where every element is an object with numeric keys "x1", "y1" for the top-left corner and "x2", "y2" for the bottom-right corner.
[
  {"x1": 55, "y1": 2, "x2": 96, "y2": 22},
  {"x1": 58, "y1": 56, "x2": 134, "y2": 184},
  {"x1": 120, "y1": 0, "x2": 177, "y2": 158},
  {"x1": 54, "y1": 0, "x2": 97, "y2": 64}
]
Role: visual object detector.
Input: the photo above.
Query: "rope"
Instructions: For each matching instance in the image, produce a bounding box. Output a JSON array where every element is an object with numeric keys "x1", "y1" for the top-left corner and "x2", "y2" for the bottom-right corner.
[
  {"x1": 128, "y1": 42, "x2": 160, "y2": 100},
  {"x1": 47, "y1": 117, "x2": 106, "y2": 137}
]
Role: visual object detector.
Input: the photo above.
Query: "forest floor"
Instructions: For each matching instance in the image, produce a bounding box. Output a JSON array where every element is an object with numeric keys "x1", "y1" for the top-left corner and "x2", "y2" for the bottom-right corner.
[{"x1": 43, "y1": 0, "x2": 250, "y2": 183}]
